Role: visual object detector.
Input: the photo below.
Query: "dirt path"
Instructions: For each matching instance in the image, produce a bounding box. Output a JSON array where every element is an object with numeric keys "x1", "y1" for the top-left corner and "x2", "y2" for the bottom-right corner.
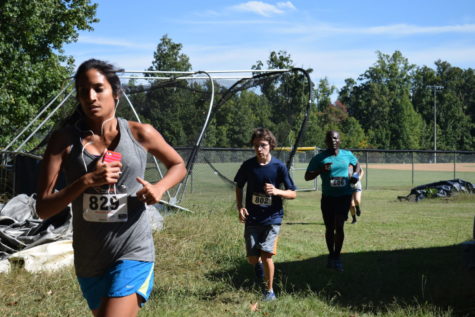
[{"x1": 368, "y1": 163, "x2": 475, "y2": 172}]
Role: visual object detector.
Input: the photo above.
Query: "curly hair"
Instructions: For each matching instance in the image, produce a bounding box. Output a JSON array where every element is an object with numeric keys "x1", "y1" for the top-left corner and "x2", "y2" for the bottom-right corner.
[{"x1": 250, "y1": 128, "x2": 277, "y2": 150}]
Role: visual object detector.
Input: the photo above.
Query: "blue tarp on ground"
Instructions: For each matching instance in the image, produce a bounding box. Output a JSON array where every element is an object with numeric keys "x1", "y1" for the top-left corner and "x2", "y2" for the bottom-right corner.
[{"x1": 398, "y1": 179, "x2": 475, "y2": 202}]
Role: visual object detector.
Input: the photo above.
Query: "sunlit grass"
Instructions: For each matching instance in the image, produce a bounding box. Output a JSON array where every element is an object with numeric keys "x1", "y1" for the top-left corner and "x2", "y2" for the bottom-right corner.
[{"x1": 0, "y1": 190, "x2": 474, "y2": 316}]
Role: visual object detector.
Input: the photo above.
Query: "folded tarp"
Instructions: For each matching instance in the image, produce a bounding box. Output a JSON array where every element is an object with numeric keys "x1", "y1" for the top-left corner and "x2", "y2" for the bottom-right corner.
[
  {"x1": 0, "y1": 194, "x2": 72, "y2": 260},
  {"x1": 0, "y1": 194, "x2": 164, "y2": 273},
  {"x1": 0, "y1": 239, "x2": 74, "y2": 273},
  {"x1": 398, "y1": 179, "x2": 475, "y2": 202}
]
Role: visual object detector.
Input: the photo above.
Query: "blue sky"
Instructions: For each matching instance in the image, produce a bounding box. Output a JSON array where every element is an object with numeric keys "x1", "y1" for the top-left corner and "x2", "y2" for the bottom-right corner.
[{"x1": 64, "y1": 0, "x2": 475, "y2": 97}]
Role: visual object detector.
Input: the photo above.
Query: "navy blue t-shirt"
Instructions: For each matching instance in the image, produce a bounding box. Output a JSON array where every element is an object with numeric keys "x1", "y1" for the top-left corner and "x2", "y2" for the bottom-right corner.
[{"x1": 234, "y1": 156, "x2": 296, "y2": 226}]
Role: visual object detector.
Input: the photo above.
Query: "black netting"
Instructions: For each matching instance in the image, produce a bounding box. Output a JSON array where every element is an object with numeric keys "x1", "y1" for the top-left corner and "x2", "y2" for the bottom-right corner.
[
  {"x1": 3, "y1": 69, "x2": 315, "y2": 205},
  {"x1": 205, "y1": 68, "x2": 313, "y2": 170}
]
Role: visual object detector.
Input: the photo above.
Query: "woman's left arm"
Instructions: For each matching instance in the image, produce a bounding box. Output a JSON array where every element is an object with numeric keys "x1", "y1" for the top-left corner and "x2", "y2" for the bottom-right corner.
[{"x1": 130, "y1": 122, "x2": 186, "y2": 204}]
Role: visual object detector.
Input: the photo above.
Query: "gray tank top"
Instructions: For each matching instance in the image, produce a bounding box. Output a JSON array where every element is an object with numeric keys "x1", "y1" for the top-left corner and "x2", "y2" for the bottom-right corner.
[{"x1": 63, "y1": 117, "x2": 154, "y2": 277}]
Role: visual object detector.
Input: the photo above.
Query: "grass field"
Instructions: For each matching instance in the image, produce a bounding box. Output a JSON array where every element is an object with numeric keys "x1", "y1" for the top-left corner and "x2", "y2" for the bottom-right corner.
[
  {"x1": 1, "y1": 187, "x2": 474, "y2": 317},
  {"x1": 2, "y1": 152, "x2": 471, "y2": 196},
  {"x1": 180, "y1": 161, "x2": 475, "y2": 193}
]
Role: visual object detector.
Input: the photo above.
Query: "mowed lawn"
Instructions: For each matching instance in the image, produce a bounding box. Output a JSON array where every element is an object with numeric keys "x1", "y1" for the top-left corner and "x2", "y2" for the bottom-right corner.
[{"x1": 1, "y1": 187, "x2": 474, "y2": 317}]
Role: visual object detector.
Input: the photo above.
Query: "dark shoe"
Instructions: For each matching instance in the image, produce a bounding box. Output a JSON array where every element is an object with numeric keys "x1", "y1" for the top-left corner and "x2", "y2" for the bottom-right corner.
[
  {"x1": 326, "y1": 256, "x2": 335, "y2": 269},
  {"x1": 351, "y1": 216, "x2": 357, "y2": 224},
  {"x1": 334, "y1": 259, "x2": 344, "y2": 272},
  {"x1": 356, "y1": 205, "x2": 361, "y2": 216}
]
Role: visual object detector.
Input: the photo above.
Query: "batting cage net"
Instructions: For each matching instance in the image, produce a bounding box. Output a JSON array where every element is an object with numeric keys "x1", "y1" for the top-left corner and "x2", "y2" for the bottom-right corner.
[{"x1": 1, "y1": 68, "x2": 314, "y2": 210}]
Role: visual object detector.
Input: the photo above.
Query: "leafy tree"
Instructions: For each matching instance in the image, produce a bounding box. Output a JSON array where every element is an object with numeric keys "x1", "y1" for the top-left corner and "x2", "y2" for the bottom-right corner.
[
  {"x1": 224, "y1": 92, "x2": 257, "y2": 147},
  {"x1": 412, "y1": 61, "x2": 475, "y2": 150},
  {"x1": 315, "y1": 77, "x2": 336, "y2": 111},
  {"x1": 434, "y1": 62, "x2": 474, "y2": 150},
  {"x1": 390, "y1": 93, "x2": 423, "y2": 149},
  {"x1": 303, "y1": 78, "x2": 337, "y2": 147},
  {"x1": 132, "y1": 34, "x2": 201, "y2": 146},
  {"x1": 410, "y1": 65, "x2": 438, "y2": 149},
  {"x1": 340, "y1": 116, "x2": 367, "y2": 148},
  {"x1": 339, "y1": 51, "x2": 424, "y2": 149},
  {"x1": 0, "y1": 0, "x2": 98, "y2": 149},
  {"x1": 303, "y1": 77, "x2": 366, "y2": 148},
  {"x1": 462, "y1": 68, "x2": 475, "y2": 148},
  {"x1": 253, "y1": 50, "x2": 313, "y2": 147},
  {"x1": 148, "y1": 34, "x2": 191, "y2": 73}
]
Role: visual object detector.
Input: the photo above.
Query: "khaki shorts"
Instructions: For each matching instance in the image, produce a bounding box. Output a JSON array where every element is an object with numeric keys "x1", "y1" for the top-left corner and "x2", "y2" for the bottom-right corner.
[{"x1": 244, "y1": 224, "x2": 280, "y2": 256}]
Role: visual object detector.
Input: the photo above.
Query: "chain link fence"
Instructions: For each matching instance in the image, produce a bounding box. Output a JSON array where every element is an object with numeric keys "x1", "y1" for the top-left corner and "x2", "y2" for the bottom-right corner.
[
  {"x1": 2, "y1": 148, "x2": 475, "y2": 200},
  {"x1": 183, "y1": 147, "x2": 475, "y2": 195}
]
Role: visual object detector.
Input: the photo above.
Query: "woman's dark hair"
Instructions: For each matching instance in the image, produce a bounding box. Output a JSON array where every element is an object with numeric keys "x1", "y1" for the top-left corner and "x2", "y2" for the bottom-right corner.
[
  {"x1": 250, "y1": 128, "x2": 277, "y2": 150},
  {"x1": 74, "y1": 59, "x2": 124, "y2": 99},
  {"x1": 59, "y1": 59, "x2": 124, "y2": 129}
]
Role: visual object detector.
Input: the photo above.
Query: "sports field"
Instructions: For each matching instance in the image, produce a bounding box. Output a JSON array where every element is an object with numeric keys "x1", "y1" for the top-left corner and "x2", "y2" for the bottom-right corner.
[
  {"x1": 175, "y1": 161, "x2": 475, "y2": 194},
  {"x1": 1, "y1": 158, "x2": 474, "y2": 316},
  {"x1": 369, "y1": 163, "x2": 475, "y2": 172},
  {"x1": 1, "y1": 187, "x2": 474, "y2": 316}
]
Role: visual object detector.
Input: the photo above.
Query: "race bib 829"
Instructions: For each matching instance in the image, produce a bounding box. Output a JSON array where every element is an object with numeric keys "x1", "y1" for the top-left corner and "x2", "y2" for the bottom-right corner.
[{"x1": 82, "y1": 193, "x2": 128, "y2": 222}]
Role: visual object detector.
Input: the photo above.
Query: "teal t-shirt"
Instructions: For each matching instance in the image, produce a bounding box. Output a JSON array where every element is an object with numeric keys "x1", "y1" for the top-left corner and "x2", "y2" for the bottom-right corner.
[{"x1": 306, "y1": 149, "x2": 358, "y2": 197}]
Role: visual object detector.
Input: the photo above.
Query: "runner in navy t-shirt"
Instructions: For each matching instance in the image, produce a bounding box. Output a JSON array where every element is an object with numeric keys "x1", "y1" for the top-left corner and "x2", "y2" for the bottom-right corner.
[{"x1": 234, "y1": 128, "x2": 296, "y2": 301}]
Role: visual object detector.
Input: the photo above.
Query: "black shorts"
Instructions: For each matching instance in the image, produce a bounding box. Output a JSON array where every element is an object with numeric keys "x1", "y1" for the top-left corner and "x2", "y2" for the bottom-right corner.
[{"x1": 321, "y1": 194, "x2": 352, "y2": 225}]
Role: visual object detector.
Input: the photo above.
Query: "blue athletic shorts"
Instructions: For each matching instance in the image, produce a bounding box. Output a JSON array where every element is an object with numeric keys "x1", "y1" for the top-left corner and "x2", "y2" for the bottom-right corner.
[
  {"x1": 244, "y1": 224, "x2": 281, "y2": 256},
  {"x1": 77, "y1": 260, "x2": 154, "y2": 310}
]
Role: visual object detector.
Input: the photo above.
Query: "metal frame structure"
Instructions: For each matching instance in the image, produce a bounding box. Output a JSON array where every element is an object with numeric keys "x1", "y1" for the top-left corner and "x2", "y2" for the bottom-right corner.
[{"x1": 2, "y1": 69, "x2": 304, "y2": 212}]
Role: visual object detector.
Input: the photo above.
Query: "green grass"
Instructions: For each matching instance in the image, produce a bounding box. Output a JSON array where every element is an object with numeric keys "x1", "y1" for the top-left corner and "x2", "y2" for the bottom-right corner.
[
  {"x1": 1, "y1": 190, "x2": 474, "y2": 316},
  {"x1": 165, "y1": 162, "x2": 475, "y2": 193}
]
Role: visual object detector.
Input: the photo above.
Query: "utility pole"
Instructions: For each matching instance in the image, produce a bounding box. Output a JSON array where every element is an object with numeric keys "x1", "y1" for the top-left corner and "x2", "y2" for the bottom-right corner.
[{"x1": 427, "y1": 85, "x2": 443, "y2": 163}]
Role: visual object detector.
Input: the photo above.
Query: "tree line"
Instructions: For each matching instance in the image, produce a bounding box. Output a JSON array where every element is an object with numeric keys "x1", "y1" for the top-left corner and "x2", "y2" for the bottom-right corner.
[{"x1": 1, "y1": 1, "x2": 474, "y2": 151}]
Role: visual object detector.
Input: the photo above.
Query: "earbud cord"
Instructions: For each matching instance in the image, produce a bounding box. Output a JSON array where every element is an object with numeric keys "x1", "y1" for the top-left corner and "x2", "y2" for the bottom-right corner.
[{"x1": 78, "y1": 105, "x2": 118, "y2": 196}]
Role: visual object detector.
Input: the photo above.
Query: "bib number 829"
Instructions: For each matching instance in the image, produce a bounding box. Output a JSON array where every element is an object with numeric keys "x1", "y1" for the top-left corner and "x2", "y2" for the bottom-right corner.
[{"x1": 89, "y1": 195, "x2": 119, "y2": 210}]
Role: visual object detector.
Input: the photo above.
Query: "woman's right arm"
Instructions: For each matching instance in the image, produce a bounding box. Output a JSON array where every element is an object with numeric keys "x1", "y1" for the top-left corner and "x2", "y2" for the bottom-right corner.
[
  {"x1": 305, "y1": 156, "x2": 322, "y2": 181},
  {"x1": 36, "y1": 130, "x2": 121, "y2": 219}
]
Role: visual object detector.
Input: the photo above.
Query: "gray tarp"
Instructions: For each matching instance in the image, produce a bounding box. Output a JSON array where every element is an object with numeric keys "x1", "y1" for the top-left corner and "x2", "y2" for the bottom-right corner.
[
  {"x1": 0, "y1": 194, "x2": 164, "y2": 273},
  {"x1": 0, "y1": 194, "x2": 72, "y2": 260}
]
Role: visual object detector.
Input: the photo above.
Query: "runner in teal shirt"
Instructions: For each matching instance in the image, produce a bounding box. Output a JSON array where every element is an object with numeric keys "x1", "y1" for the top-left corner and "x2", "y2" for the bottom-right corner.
[
  {"x1": 305, "y1": 130, "x2": 361, "y2": 272},
  {"x1": 306, "y1": 148, "x2": 357, "y2": 197}
]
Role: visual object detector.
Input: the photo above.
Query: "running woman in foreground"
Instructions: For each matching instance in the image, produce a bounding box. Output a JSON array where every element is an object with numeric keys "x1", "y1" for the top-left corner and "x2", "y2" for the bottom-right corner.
[{"x1": 36, "y1": 59, "x2": 186, "y2": 317}]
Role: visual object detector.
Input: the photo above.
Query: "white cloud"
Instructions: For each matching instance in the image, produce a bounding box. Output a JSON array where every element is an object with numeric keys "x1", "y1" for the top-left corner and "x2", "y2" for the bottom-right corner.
[
  {"x1": 183, "y1": 19, "x2": 282, "y2": 25},
  {"x1": 277, "y1": 1, "x2": 296, "y2": 10},
  {"x1": 193, "y1": 9, "x2": 221, "y2": 18},
  {"x1": 77, "y1": 35, "x2": 154, "y2": 50},
  {"x1": 364, "y1": 24, "x2": 475, "y2": 35},
  {"x1": 231, "y1": 1, "x2": 295, "y2": 17},
  {"x1": 278, "y1": 23, "x2": 475, "y2": 36}
]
